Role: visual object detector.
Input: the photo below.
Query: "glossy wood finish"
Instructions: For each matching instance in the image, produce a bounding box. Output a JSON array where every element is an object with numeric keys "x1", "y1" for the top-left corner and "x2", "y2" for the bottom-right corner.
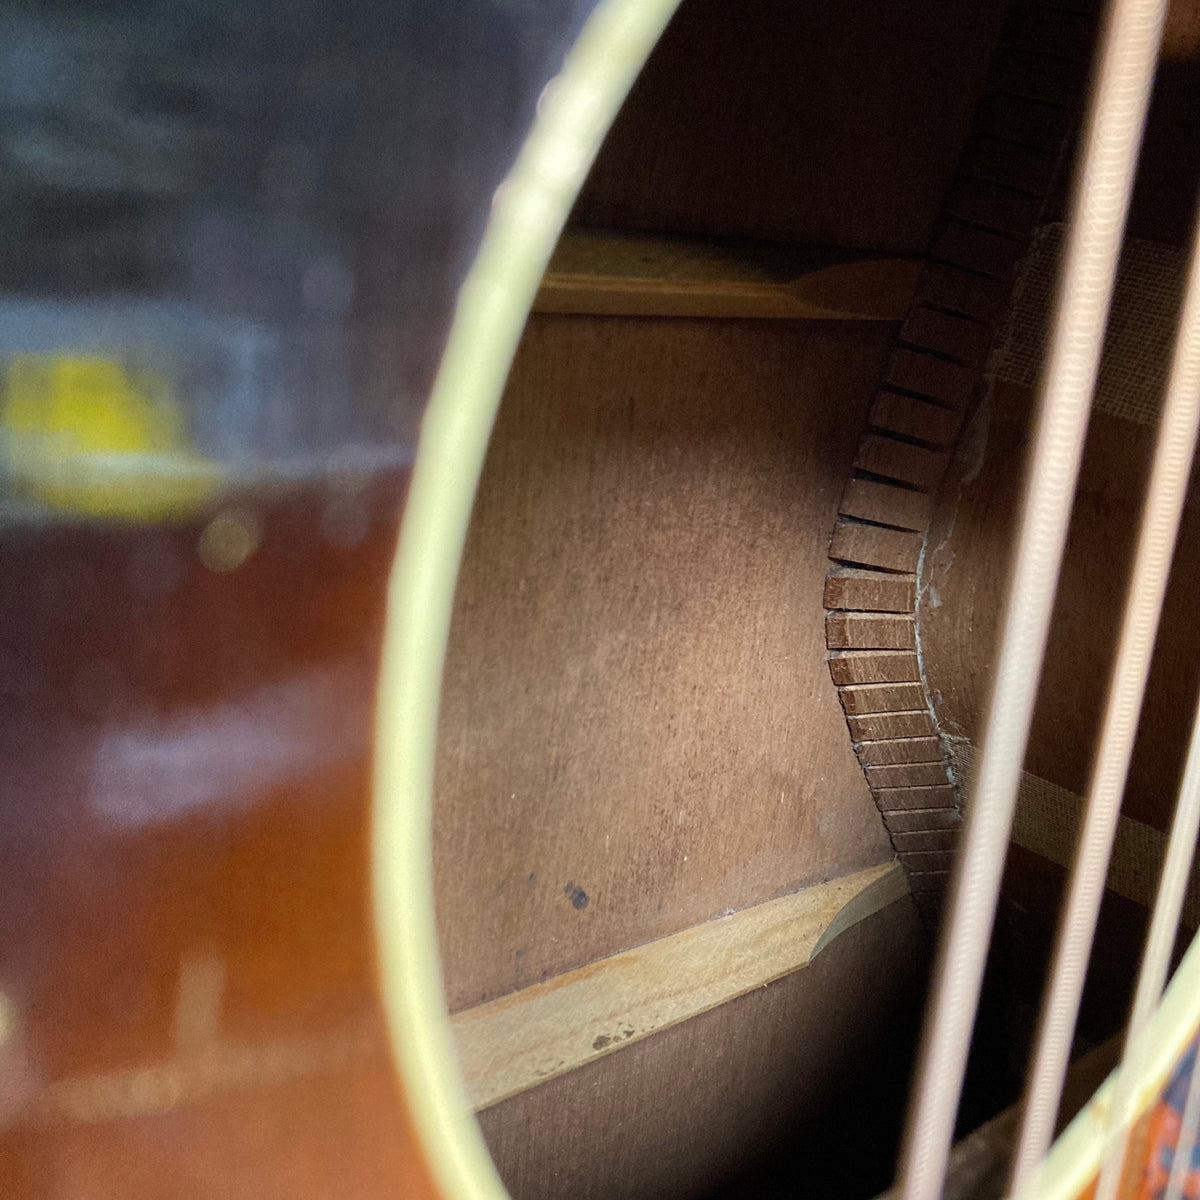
[
  {"x1": 0, "y1": 480, "x2": 453, "y2": 1197},
  {"x1": 0, "y1": 0, "x2": 595, "y2": 1192}
]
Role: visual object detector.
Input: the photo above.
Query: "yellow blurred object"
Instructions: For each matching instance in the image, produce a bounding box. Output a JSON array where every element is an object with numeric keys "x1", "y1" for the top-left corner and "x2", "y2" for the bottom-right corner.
[{"x1": 1, "y1": 354, "x2": 221, "y2": 519}]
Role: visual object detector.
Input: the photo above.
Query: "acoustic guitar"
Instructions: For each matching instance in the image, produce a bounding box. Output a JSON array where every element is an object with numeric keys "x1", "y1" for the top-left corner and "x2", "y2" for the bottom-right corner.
[{"x1": 2, "y1": 1, "x2": 1199, "y2": 1198}]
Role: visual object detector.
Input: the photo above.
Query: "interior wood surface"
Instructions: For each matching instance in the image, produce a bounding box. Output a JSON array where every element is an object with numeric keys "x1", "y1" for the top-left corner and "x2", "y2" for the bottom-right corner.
[
  {"x1": 871, "y1": 1035, "x2": 1125, "y2": 1200},
  {"x1": 919, "y1": 377, "x2": 1200, "y2": 1048},
  {"x1": 920, "y1": 380, "x2": 1200, "y2": 834},
  {"x1": 995, "y1": 844, "x2": 1189, "y2": 1047},
  {"x1": 571, "y1": 0, "x2": 1011, "y2": 254},
  {"x1": 454, "y1": 862, "x2": 904, "y2": 1110},
  {"x1": 434, "y1": 313, "x2": 898, "y2": 1013},
  {"x1": 477, "y1": 896, "x2": 928, "y2": 1200},
  {"x1": 533, "y1": 228, "x2": 921, "y2": 321},
  {"x1": 1040, "y1": 54, "x2": 1200, "y2": 251}
]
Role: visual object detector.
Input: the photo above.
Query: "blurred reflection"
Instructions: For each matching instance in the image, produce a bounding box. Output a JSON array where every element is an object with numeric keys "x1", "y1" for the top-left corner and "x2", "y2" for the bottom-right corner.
[{"x1": 0, "y1": 1, "x2": 592, "y2": 1193}]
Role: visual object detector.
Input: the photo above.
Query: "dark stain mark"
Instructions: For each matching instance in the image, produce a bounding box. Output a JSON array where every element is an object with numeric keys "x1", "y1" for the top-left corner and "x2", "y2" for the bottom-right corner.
[
  {"x1": 593, "y1": 1027, "x2": 635, "y2": 1053},
  {"x1": 527, "y1": 872, "x2": 536, "y2": 886},
  {"x1": 515, "y1": 949, "x2": 525, "y2": 960},
  {"x1": 563, "y1": 882, "x2": 589, "y2": 910}
]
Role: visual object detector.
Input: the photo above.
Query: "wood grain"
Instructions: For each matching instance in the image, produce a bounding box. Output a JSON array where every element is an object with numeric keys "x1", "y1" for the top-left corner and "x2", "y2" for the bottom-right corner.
[
  {"x1": 0, "y1": 483, "x2": 444, "y2": 1199},
  {"x1": 822, "y1": 11, "x2": 1097, "y2": 903},
  {"x1": 826, "y1": 615, "x2": 918, "y2": 652},
  {"x1": 893, "y1": 829, "x2": 959, "y2": 853},
  {"x1": 478, "y1": 898, "x2": 929, "y2": 1200},
  {"x1": 870, "y1": 393, "x2": 966, "y2": 449},
  {"x1": 533, "y1": 228, "x2": 920, "y2": 320},
  {"x1": 857, "y1": 738, "x2": 945, "y2": 767},
  {"x1": 840, "y1": 682, "x2": 927, "y2": 714},
  {"x1": 824, "y1": 568, "x2": 917, "y2": 613},
  {"x1": 437, "y1": 314, "x2": 897, "y2": 1012},
  {"x1": 883, "y1": 808, "x2": 963, "y2": 833},
  {"x1": 854, "y1": 435, "x2": 950, "y2": 490},
  {"x1": 884, "y1": 350, "x2": 979, "y2": 410},
  {"x1": 875, "y1": 785, "x2": 958, "y2": 811},
  {"x1": 848, "y1": 711, "x2": 938, "y2": 740},
  {"x1": 901, "y1": 307, "x2": 996, "y2": 369},
  {"x1": 572, "y1": 0, "x2": 1012, "y2": 253},
  {"x1": 900, "y1": 850, "x2": 956, "y2": 874},
  {"x1": 828, "y1": 651, "x2": 921, "y2": 686},
  {"x1": 452, "y1": 863, "x2": 906, "y2": 1110},
  {"x1": 829, "y1": 522, "x2": 923, "y2": 572},
  {"x1": 949, "y1": 741, "x2": 1200, "y2": 929},
  {"x1": 868, "y1": 762, "x2": 956, "y2": 788},
  {"x1": 919, "y1": 383, "x2": 1200, "y2": 833},
  {"x1": 841, "y1": 477, "x2": 934, "y2": 530}
]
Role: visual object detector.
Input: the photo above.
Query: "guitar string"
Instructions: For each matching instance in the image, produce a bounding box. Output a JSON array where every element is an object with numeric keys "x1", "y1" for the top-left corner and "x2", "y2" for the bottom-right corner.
[
  {"x1": 897, "y1": 1, "x2": 1167, "y2": 1196},
  {"x1": 1012, "y1": 81, "x2": 1197, "y2": 1185},
  {"x1": 1091, "y1": 199, "x2": 1200, "y2": 1200}
]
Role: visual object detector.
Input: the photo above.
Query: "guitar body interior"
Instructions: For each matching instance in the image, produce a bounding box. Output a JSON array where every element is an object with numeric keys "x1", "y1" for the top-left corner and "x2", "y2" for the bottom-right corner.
[{"x1": 2, "y1": 1, "x2": 1199, "y2": 1199}]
